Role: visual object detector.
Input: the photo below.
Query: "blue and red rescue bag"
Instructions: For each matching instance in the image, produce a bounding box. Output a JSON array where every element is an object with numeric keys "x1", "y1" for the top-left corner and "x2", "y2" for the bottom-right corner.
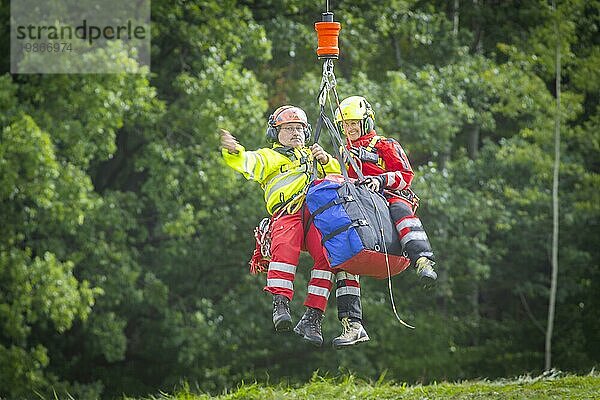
[{"x1": 306, "y1": 174, "x2": 410, "y2": 279}]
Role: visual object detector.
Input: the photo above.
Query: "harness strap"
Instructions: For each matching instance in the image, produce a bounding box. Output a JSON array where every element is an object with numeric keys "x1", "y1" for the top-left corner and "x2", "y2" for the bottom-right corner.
[
  {"x1": 313, "y1": 194, "x2": 354, "y2": 216},
  {"x1": 278, "y1": 154, "x2": 310, "y2": 173},
  {"x1": 310, "y1": 114, "x2": 326, "y2": 182},
  {"x1": 365, "y1": 135, "x2": 380, "y2": 152},
  {"x1": 271, "y1": 186, "x2": 308, "y2": 216},
  {"x1": 303, "y1": 194, "x2": 355, "y2": 241},
  {"x1": 387, "y1": 188, "x2": 420, "y2": 212},
  {"x1": 283, "y1": 191, "x2": 306, "y2": 215},
  {"x1": 321, "y1": 219, "x2": 368, "y2": 245}
]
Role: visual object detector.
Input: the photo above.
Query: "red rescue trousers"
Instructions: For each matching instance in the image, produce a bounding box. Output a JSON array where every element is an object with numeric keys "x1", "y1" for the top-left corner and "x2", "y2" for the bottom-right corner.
[
  {"x1": 389, "y1": 198, "x2": 434, "y2": 266},
  {"x1": 264, "y1": 206, "x2": 334, "y2": 312}
]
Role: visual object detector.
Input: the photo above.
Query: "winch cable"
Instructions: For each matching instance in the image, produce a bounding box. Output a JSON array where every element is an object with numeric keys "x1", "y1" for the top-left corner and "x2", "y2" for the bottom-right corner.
[
  {"x1": 312, "y1": 6, "x2": 415, "y2": 328},
  {"x1": 369, "y1": 190, "x2": 416, "y2": 329}
]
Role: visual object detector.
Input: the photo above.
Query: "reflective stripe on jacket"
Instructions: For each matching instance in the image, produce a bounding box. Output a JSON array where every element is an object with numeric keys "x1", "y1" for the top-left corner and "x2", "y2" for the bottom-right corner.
[{"x1": 222, "y1": 143, "x2": 341, "y2": 215}]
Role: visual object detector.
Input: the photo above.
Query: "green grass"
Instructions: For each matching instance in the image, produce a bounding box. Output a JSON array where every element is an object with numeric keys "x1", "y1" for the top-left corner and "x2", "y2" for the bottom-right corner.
[{"x1": 139, "y1": 371, "x2": 600, "y2": 400}]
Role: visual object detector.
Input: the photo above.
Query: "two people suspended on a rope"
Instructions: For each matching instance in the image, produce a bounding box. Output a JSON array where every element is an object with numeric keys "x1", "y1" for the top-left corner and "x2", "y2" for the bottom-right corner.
[
  {"x1": 335, "y1": 96, "x2": 437, "y2": 280},
  {"x1": 220, "y1": 106, "x2": 369, "y2": 348},
  {"x1": 220, "y1": 98, "x2": 437, "y2": 348}
]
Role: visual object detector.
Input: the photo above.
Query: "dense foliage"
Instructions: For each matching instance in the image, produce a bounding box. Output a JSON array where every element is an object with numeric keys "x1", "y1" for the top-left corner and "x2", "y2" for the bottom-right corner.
[{"x1": 1, "y1": 1, "x2": 598, "y2": 398}]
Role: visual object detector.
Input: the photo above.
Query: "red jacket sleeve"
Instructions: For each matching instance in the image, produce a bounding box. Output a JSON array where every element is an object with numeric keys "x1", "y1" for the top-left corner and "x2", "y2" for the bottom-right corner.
[{"x1": 377, "y1": 138, "x2": 414, "y2": 190}]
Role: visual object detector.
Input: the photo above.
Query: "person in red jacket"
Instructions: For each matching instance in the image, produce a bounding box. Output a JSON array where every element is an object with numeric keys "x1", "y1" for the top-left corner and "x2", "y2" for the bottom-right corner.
[{"x1": 330, "y1": 95, "x2": 437, "y2": 346}]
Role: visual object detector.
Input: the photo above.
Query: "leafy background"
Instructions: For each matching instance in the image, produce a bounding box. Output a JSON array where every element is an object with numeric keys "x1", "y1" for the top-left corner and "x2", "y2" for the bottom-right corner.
[{"x1": 0, "y1": 0, "x2": 598, "y2": 398}]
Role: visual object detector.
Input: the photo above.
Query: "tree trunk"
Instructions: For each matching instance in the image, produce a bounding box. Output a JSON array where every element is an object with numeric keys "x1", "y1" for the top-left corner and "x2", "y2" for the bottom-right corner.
[
  {"x1": 467, "y1": 123, "x2": 480, "y2": 159},
  {"x1": 453, "y1": 0, "x2": 460, "y2": 38},
  {"x1": 392, "y1": 33, "x2": 402, "y2": 69},
  {"x1": 545, "y1": 0, "x2": 561, "y2": 372},
  {"x1": 470, "y1": 0, "x2": 483, "y2": 54},
  {"x1": 439, "y1": 144, "x2": 451, "y2": 170},
  {"x1": 471, "y1": 283, "x2": 480, "y2": 345}
]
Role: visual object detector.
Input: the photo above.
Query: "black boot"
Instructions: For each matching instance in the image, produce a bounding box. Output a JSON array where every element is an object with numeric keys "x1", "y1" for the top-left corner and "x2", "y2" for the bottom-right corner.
[
  {"x1": 293, "y1": 307, "x2": 323, "y2": 346},
  {"x1": 272, "y1": 294, "x2": 292, "y2": 331}
]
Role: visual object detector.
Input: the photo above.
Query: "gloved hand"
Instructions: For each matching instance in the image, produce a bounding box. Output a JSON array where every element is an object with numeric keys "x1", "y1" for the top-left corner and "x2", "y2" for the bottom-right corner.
[{"x1": 362, "y1": 176, "x2": 385, "y2": 192}]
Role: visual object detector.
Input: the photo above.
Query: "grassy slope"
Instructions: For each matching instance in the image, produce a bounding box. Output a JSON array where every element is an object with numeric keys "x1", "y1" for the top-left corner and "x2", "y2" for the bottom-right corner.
[{"x1": 144, "y1": 373, "x2": 600, "y2": 400}]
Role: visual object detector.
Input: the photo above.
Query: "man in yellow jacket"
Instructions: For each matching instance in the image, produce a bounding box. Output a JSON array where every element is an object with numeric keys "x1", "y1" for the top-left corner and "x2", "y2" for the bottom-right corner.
[{"x1": 220, "y1": 105, "x2": 340, "y2": 346}]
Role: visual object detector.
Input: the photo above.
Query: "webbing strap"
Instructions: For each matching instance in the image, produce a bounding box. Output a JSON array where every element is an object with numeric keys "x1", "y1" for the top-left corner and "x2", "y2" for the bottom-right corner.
[
  {"x1": 312, "y1": 194, "x2": 354, "y2": 217},
  {"x1": 311, "y1": 107, "x2": 327, "y2": 182},
  {"x1": 304, "y1": 194, "x2": 355, "y2": 238},
  {"x1": 366, "y1": 135, "x2": 380, "y2": 152},
  {"x1": 311, "y1": 58, "x2": 365, "y2": 184},
  {"x1": 321, "y1": 219, "x2": 368, "y2": 245}
]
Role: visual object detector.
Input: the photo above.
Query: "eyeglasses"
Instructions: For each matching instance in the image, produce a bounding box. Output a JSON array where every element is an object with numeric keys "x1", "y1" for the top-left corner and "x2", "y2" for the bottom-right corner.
[{"x1": 279, "y1": 126, "x2": 305, "y2": 133}]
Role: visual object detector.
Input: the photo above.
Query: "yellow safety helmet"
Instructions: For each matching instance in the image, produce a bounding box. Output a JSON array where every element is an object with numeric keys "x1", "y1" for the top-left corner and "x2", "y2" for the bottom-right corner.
[{"x1": 334, "y1": 96, "x2": 375, "y2": 135}]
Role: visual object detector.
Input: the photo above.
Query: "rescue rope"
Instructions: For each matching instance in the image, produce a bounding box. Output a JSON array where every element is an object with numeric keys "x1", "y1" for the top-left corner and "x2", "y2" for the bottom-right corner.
[
  {"x1": 313, "y1": 8, "x2": 415, "y2": 329},
  {"x1": 369, "y1": 191, "x2": 415, "y2": 329}
]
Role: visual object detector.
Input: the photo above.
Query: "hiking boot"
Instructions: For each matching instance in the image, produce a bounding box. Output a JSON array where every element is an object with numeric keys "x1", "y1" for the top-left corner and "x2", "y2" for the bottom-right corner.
[
  {"x1": 416, "y1": 257, "x2": 437, "y2": 280},
  {"x1": 293, "y1": 307, "x2": 323, "y2": 346},
  {"x1": 332, "y1": 317, "x2": 370, "y2": 349},
  {"x1": 272, "y1": 295, "x2": 292, "y2": 331}
]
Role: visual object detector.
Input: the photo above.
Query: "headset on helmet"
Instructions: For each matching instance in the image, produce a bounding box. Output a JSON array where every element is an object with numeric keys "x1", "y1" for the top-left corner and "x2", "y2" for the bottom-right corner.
[
  {"x1": 334, "y1": 96, "x2": 375, "y2": 135},
  {"x1": 266, "y1": 105, "x2": 312, "y2": 142}
]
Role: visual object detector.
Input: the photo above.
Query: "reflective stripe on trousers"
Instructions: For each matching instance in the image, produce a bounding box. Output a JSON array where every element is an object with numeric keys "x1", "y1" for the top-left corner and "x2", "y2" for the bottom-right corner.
[
  {"x1": 264, "y1": 207, "x2": 334, "y2": 311},
  {"x1": 389, "y1": 200, "x2": 434, "y2": 265},
  {"x1": 335, "y1": 271, "x2": 362, "y2": 321}
]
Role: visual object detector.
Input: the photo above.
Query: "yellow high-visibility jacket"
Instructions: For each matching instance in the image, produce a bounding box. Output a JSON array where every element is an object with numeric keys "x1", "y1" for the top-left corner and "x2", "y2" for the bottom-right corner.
[{"x1": 222, "y1": 143, "x2": 340, "y2": 215}]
